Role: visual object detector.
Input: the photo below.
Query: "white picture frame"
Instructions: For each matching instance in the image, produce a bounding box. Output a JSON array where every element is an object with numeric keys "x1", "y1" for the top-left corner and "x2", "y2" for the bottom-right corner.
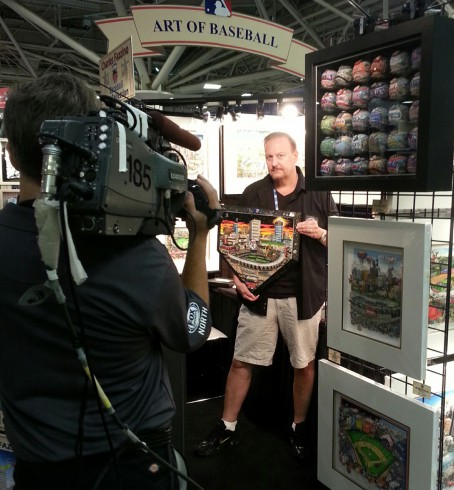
[
  {"x1": 318, "y1": 359, "x2": 439, "y2": 490},
  {"x1": 221, "y1": 114, "x2": 306, "y2": 195},
  {"x1": 158, "y1": 220, "x2": 219, "y2": 274},
  {"x1": 0, "y1": 138, "x2": 19, "y2": 183},
  {"x1": 158, "y1": 116, "x2": 221, "y2": 273},
  {"x1": 327, "y1": 216, "x2": 432, "y2": 380}
]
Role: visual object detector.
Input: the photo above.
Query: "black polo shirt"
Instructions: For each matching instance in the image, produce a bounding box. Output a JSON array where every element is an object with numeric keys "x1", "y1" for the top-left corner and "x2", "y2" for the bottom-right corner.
[{"x1": 239, "y1": 167, "x2": 337, "y2": 320}]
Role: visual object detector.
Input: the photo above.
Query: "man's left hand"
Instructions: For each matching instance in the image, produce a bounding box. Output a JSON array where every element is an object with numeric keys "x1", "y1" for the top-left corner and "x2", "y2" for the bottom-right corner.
[{"x1": 296, "y1": 220, "x2": 324, "y2": 240}]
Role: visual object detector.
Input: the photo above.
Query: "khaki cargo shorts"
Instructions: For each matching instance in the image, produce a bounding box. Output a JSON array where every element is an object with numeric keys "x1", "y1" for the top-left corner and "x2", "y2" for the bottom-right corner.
[{"x1": 234, "y1": 297, "x2": 321, "y2": 369}]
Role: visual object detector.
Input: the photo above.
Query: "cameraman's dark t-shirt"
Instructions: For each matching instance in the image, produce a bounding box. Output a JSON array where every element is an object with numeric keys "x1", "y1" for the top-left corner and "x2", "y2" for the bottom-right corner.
[{"x1": 0, "y1": 202, "x2": 210, "y2": 462}]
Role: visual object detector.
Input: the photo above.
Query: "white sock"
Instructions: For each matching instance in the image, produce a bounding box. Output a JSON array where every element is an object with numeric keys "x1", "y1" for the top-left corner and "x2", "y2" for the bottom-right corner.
[{"x1": 222, "y1": 419, "x2": 237, "y2": 431}]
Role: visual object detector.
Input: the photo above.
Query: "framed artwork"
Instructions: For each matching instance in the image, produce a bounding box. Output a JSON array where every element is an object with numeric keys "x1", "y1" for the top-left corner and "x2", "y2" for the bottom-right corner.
[
  {"x1": 1, "y1": 138, "x2": 19, "y2": 183},
  {"x1": 429, "y1": 242, "x2": 454, "y2": 326},
  {"x1": 327, "y1": 216, "x2": 432, "y2": 379},
  {"x1": 166, "y1": 116, "x2": 218, "y2": 182},
  {"x1": 165, "y1": 130, "x2": 209, "y2": 180},
  {"x1": 159, "y1": 116, "x2": 221, "y2": 272},
  {"x1": 318, "y1": 359, "x2": 439, "y2": 490},
  {"x1": 419, "y1": 390, "x2": 454, "y2": 489},
  {"x1": 221, "y1": 115, "x2": 305, "y2": 196},
  {"x1": 305, "y1": 15, "x2": 454, "y2": 191},
  {"x1": 222, "y1": 123, "x2": 268, "y2": 195},
  {"x1": 217, "y1": 206, "x2": 301, "y2": 294},
  {"x1": 158, "y1": 220, "x2": 219, "y2": 274},
  {"x1": 0, "y1": 433, "x2": 14, "y2": 489}
]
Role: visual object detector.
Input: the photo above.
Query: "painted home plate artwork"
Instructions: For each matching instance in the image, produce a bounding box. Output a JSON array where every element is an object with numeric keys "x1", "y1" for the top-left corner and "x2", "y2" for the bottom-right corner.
[{"x1": 218, "y1": 207, "x2": 301, "y2": 294}]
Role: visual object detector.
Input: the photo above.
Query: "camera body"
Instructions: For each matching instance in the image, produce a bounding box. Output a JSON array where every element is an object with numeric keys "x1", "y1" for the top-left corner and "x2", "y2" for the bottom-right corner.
[{"x1": 39, "y1": 106, "x2": 188, "y2": 236}]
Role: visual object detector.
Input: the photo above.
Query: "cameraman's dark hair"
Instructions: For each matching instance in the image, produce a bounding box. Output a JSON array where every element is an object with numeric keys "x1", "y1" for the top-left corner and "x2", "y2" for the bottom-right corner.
[{"x1": 3, "y1": 72, "x2": 99, "y2": 184}]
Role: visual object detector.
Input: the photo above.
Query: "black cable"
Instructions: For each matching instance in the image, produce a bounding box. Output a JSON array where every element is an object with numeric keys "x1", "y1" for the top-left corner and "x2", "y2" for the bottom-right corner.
[
  {"x1": 99, "y1": 95, "x2": 138, "y2": 132},
  {"x1": 58, "y1": 198, "x2": 122, "y2": 490},
  {"x1": 56, "y1": 201, "x2": 205, "y2": 490}
]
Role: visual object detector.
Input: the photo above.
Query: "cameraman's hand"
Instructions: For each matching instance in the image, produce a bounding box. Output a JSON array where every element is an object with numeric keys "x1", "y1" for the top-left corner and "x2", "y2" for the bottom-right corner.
[
  {"x1": 184, "y1": 175, "x2": 220, "y2": 234},
  {"x1": 181, "y1": 175, "x2": 220, "y2": 304}
]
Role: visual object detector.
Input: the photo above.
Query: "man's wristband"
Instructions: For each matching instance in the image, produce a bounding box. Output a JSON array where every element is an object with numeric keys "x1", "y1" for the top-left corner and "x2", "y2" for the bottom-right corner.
[{"x1": 319, "y1": 229, "x2": 327, "y2": 242}]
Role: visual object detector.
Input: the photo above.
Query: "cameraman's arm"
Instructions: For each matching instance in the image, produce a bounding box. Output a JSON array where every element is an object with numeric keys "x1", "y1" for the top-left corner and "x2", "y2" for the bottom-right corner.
[{"x1": 180, "y1": 175, "x2": 220, "y2": 304}]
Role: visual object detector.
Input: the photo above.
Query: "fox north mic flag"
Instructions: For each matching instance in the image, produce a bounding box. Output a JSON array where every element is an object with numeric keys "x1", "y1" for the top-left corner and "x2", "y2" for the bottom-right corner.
[{"x1": 205, "y1": 0, "x2": 232, "y2": 17}]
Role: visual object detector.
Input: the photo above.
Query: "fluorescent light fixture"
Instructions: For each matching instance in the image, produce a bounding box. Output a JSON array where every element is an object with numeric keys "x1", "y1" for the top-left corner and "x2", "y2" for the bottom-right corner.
[
  {"x1": 242, "y1": 92, "x2": 252, "y2": 97},
  {"x1": 203, "y1": 83, "x2": 221, "y2": 90}
]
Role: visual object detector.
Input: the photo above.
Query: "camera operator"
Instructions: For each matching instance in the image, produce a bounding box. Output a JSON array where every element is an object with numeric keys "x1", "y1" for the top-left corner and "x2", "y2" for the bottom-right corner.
[{"x1": 0, "y1": 73, "x2": 219, "y2": 489}]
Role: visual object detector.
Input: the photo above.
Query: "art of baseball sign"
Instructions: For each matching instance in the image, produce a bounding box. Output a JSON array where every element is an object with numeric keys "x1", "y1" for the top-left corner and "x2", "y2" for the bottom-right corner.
[{"x1": 96, "y1": 5, "x2": 316, "y2": 79}]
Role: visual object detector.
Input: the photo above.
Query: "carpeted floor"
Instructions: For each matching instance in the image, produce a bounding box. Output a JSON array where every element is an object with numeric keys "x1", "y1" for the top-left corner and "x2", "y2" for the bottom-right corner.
[{"x1": 183, "y1": 396, "x2": 329, "y2": 490}]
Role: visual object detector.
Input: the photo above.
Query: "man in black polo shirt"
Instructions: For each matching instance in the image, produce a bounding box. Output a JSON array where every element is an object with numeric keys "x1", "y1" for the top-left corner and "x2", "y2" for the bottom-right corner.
[{"x1": 195, "y1": 131, "x2": 337, "y2": 461}]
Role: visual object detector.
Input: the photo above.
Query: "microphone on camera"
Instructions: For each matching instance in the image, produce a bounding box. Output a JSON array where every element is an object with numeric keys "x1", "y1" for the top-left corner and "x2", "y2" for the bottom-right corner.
[{"x1": 148, "y1": 110, "x2": 201, "y2": 151}]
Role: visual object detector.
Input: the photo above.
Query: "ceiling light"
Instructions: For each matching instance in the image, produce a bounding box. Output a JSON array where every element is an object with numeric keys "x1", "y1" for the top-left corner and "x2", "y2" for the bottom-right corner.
[
  {"x1": 281, "y1": 103, "x2": 298, "y2": 118},
  {"x1": 204, "y1": 83, "x2": 222, "y2": 90}
]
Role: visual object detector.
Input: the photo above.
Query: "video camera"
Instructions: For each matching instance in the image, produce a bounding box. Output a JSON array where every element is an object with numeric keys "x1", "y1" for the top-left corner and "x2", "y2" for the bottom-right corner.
[{"x1": 38, "y1": 96, "x2": 219, "y2": 236}]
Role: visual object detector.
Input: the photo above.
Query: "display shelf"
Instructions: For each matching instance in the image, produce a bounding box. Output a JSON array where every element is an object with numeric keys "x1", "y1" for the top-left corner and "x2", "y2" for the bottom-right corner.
[
  {"x1": 426, "y1": 328, "x2": 454, "y2": 365},
  {"x1": 384, "y1": 362, "x2": 454, "y2": 400},
  {"x1": 326, "y1": 176, "x2": 454, "y2": 489},
  {"x1": 305, "y1": 16, "x2": 454, "y2": 480}
]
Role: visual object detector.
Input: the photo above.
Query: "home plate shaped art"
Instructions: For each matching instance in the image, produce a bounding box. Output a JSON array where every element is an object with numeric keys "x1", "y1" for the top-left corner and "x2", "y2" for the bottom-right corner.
[{"x1": 218, "y1": 207, "x2": 301, "y2": 294}]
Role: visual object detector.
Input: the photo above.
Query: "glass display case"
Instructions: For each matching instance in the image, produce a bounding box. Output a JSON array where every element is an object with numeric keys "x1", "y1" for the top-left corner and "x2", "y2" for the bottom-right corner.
[{"x1": 305, "y1": 15, "x2": 454, "y2": 191}]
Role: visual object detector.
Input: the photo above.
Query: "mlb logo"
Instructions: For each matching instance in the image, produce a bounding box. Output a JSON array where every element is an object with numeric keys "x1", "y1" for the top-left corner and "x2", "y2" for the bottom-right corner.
[{"x1": 205, "y1": 0, "x2": 232, "y2": 17}]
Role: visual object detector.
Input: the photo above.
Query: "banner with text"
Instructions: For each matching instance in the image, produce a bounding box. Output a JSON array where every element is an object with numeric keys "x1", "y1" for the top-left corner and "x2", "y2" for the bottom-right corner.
[
  {"x1": 96, "y1": 5, "x2": 316, "y2": 78},
  {"x1": 96, "y1": 16, "x2": 164, "y2": 58}
]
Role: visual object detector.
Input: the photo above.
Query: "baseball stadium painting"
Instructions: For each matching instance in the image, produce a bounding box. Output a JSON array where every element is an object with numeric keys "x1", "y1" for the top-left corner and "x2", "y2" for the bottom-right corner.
[
  {"x1": 218, "y1": 208, "x2": 301, "y2": 294},
  {"x1": 334, "y1": 393, "x2": 409, "y2": 489}
]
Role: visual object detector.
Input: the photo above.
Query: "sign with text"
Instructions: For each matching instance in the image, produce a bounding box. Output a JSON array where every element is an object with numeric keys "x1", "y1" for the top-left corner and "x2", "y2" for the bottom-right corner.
[
  {"x1": 96, "y1": 5, "x2": 315, "y2": 77},
  {"x1": 96, "y1": 16, "x2": 163, "y2": 58},
  {"x1": 99, "y1": 37, "x2": 135, "y2": 99}
]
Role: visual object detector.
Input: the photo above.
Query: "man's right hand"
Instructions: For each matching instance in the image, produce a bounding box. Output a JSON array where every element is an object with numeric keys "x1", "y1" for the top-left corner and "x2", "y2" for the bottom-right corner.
[{"x1": 233, "y1": 275, "x2": 260, "y2": 302}]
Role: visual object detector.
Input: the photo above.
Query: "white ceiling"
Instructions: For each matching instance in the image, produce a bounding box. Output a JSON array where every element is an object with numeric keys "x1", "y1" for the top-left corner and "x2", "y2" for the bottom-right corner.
[{"x1": 0, "y1": 0, "x2": 448, "y2": 107}]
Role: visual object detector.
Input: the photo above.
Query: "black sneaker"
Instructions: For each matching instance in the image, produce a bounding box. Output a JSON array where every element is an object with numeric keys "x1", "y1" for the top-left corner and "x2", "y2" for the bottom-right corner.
[
  {"x1": 193, "y1": 420, "x2": 239, "y2": 456},
  {"x1": 290, "y1": 422, "x2": 309, "y2": 461}
]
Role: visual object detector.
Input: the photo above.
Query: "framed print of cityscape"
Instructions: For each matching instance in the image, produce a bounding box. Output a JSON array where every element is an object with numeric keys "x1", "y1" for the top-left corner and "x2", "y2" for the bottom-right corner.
[
  {"x1": 318, "y1": 360, "x2": 439, "y2": 490},
  {"x1": 343, "y1": 241, "x2": 403, "y2": 349},
  {"x1": 218, "y1": 206, "x2": 301, "y2": 294},
  {"x1": 327, "y1": 216, "x2": 432, "y2": 379}
]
